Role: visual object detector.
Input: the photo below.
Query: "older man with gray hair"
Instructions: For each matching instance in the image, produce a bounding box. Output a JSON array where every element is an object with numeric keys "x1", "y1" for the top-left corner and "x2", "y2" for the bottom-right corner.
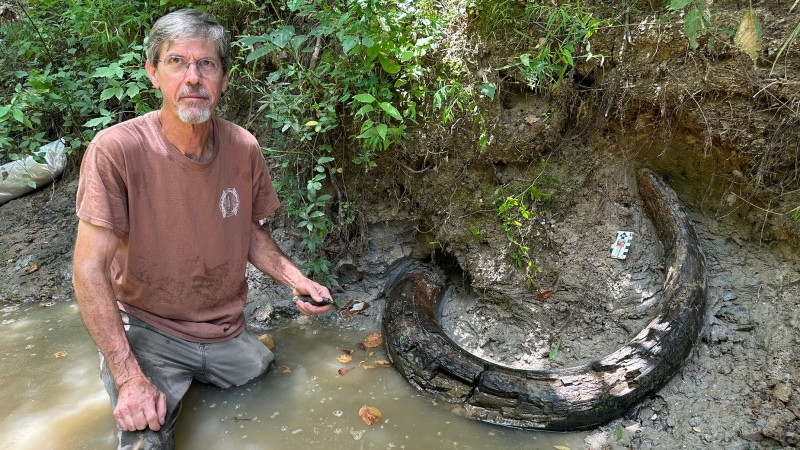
[{"x1": 72, "y1": 9, "x2": 333, "y2": 449}]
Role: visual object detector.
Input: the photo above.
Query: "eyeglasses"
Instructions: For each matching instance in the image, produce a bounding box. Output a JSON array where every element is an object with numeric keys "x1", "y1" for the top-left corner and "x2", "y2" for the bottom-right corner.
[{"x1": 156, "y1": 56, "x2": 223, "y2": 77}]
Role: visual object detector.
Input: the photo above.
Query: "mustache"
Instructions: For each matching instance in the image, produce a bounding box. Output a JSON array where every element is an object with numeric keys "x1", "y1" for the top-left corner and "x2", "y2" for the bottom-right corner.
[{"x1": 178, "y1": 87, "x2": 211, "y2": 99}]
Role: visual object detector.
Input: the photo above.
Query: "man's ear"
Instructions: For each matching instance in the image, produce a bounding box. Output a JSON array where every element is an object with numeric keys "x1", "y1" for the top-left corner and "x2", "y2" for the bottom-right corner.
[
  {"x1": 145, "y1": 59, "x2": 161, "y2": 90},
  {"x1": 221, "y1": 70, "x2": 230, "y2": 93}
]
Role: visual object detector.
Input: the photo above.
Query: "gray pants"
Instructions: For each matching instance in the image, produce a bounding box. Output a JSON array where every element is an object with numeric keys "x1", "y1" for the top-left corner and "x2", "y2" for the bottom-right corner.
[{"x1": 100, "y1": 313, "x2": 274, "y2": 450}]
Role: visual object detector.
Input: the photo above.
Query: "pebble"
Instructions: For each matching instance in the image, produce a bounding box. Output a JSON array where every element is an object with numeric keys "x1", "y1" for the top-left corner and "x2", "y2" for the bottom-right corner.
[
  {"x1": 773, "y1": 383, "x2": 792, "y2": 403},
  {"x1": 689, "y1": 417, "x2": 700, "y2": 427}
]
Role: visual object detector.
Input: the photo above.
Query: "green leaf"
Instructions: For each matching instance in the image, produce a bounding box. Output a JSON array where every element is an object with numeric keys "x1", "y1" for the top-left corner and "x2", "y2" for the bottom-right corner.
[
  {"x1": 340, "y1": 35, "x2": 359, "y2": 54},
  {"x1": 290, "y1": 34, "x2": 309, "y2": 51},
  {"x1": 415, "y1": 36, "x2": 434, "y2": 47},
  {"x1": 378, "y1": 102, "x2": 402, "y2": 121},
  {"x1": 478, "y1": 82, "x2": 496, "y2": 100},
  {"x1": 366, "y1": 44, "x2": 381, "y2": 60},
  {"x1": 91, "y1": 63, "x2": 124, "y2": 79},
  {"x1": 548, "y1": 339, "x2": 561, "y2": 359},
  {"x1": 11, "y1": 107, "x2": 24, "y2": 124},
  {"x1": 125, "y1": 84, "x2": 141, "y2": 98},
  {"x1": 354, "y1": 104, "x2": 375, "y2": 118},
  {"x1": 0, "y1": 105, "x2": 9, "y2": 118},
  {"x1": 246, "y1": 46, "x2": 273, "y2": 63},
  {"x1": 356, "y1": 127, "x2": 377, "y2": 139},
  {"x1": 318, "y1": 156, "x2": 335, "y2": 164},
  {"x1": 287, "y1": 0, "x2": 305, "y2": 11},
  {"x1": 667, "y1": 0, "x2": 694, "y2": 10},
  {"x1": 270, "y1": 26, "x2": 296, "y2": 49},
  {"x1": 770, "y1": 20, "x2": 800, "y2": 75},
  {"x1": 520, "y1": 54, "x2": 531, "y2": 67},
  {"x1": 400, "y1": 51, "x2": 414, "y2": 62},
  {"x1": 362, "y1": 36, "x2": 375, "y2": 48},
  {"x1": 561, "y1": 48, "x2": 574, "y2": 66},
  {"x1": 238, "y1": 35, "x2": 269, "y2": 47},
  {"x1": 353, "y1": 93, "x2": 376, "y2": 103},
  {"x1": 379, "y1": 56, "x2": 401, "y2": 74},
  {"x1": 684, "y1": 8, "x2": 702, "y2": 50},
  {"x1": 84, "y1": 116, "x2": 112, "y2": 128},
  {"x1": 376, "y1": 123, "x2": 388, "y2": 140},
  {"x1": 101, "y1": 87, "x2": 124, "y2": 101}
]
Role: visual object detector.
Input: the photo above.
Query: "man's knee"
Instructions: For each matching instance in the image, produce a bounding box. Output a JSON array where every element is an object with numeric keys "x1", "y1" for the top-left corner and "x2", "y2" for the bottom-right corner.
[
  {"x1": 206, "y1": 330, "x2": 274, "y2": 387},
  {"x1": 118, "y1": 428, "x2": 174, "y2": 450},
  {"x1": 230, "y1": 331, "x2": 274, "y2": 385}
]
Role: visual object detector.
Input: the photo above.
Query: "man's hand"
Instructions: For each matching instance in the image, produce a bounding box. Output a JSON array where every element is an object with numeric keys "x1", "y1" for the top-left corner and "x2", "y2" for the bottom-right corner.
[
  {"x1": 248, "y1": 224, "x2": 334, "y2": 316},
  {"x1": 73, "y1": 220, "x2": 166, "y2": 431},
  {"x1": 293, "y1": 278, "x2": 334, "y2": 316},
  {"x1": 113, "y1": 375, "x2": 167, "y2": 431}
]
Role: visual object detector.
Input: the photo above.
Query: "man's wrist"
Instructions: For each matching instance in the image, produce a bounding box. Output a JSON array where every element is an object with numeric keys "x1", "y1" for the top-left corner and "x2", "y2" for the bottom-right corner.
[{"x1": 116, "y1": 373, "x2": 148, "y2": 391}]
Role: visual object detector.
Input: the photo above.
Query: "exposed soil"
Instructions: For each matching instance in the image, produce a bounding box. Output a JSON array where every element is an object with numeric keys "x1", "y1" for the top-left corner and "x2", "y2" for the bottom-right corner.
[{"x1": 2, "y1": 2, "x2": 800, "y2": 449}]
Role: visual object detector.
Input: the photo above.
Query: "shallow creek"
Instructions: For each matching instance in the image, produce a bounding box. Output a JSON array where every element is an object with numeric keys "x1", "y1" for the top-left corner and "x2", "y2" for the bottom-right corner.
[{"x1": 1, "y1": 300, "x2": 588, "y2": 449}]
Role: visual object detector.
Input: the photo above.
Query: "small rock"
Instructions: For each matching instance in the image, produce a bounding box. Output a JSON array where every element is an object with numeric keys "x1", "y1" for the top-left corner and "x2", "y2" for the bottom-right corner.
[
  {"x1": 584, "y1": 431, "x2": 611, "y2": 449},
  {"x1": 773, "y1": 383, "x2": 792, "y2": 403},
  {"x1": 624, "y1": 422, "x2": 641, "y2": 434},
  {"x1": 722, "y1": 291, "x2": 737, "y2": 301},
  {"x1": 763, "y1": 411, "x2": 796, "y2": 443}
]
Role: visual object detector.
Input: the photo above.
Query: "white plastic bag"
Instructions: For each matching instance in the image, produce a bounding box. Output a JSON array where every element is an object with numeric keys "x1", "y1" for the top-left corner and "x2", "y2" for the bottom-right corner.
[{"x1": 0, "y1": 139, "x2": 67, "y2": 206}]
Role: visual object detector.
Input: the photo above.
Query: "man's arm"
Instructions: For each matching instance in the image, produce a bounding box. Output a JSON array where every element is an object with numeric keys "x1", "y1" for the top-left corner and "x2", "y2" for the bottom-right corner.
[
  {"x1": 72, "y1": 219, "x2": 166, "y2": 431},
  {"x1": 248, "y1": 223, "x2": 332, "y2": 315}
]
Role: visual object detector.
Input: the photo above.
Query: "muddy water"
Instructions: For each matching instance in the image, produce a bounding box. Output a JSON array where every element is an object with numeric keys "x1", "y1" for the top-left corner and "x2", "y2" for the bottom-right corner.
[{"x1": 1, "y1": 300, "x2": 588, "y2": 449}]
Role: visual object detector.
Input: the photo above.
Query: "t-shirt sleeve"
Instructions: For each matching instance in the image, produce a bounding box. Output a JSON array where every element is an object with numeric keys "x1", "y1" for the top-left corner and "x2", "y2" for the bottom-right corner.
[
  {"x1": 75, "y1": 141, "x2": 130, "y2": 237},
  {"x1": 251, "y1": 147, "x2": 280, "y2": 222}
]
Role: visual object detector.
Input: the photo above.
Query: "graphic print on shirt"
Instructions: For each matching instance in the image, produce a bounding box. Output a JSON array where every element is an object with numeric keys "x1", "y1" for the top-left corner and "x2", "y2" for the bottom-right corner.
[{"x1": 219, "y1": 187, "x2": 240, "y2": 218}]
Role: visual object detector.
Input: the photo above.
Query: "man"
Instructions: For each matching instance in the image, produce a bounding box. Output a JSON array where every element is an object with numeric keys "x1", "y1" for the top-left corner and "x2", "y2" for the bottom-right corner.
[{"x1": 71, "y1": 9, "x2": 333, "y2": 449}]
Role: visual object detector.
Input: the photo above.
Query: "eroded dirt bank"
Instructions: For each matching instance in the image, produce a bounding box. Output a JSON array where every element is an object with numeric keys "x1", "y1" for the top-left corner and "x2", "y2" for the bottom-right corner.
[{"x1": 3, "y1": 147, "x2": 799, "y2": 449}]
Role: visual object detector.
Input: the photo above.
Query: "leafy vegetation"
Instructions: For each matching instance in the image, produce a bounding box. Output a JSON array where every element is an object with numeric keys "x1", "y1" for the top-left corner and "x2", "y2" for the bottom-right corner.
[
  {"x1": 548, "y1": 338, "x2": 561, "y2": 360},
  {"x1": 1, "y1": 0, "x2": 608, "y2": 285},
  {"x1": 469, "y1": 0, "x2": 606, "y2": 90},
  {"x1": 666, "y1": 0, "x2": 713, "y2": 51},
  {"x1": 235, "y1": 0, "x2": 492, "y2": 283},
  {"x1": 0, "y1": 0, "x2": 173, "y2": 162},
  {"x1": 493, "y1": 161, "x2": 556, "y2": 288}
]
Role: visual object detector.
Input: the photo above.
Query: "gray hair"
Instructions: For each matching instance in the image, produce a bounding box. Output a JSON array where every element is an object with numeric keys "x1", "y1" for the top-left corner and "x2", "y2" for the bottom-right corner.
[{"x1": 146, "y1": 9, "x2": 231, "y2": 73}]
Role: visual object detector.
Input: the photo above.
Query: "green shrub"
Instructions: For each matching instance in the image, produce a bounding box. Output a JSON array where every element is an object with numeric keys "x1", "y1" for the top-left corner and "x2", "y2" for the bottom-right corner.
[{"x1": 238, "y1": 0, "x2": 491, "y2": 283}]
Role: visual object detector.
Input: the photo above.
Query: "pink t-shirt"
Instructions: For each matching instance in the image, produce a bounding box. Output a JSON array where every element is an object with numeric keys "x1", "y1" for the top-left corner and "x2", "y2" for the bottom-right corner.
[{"x1": 76, "y1": 111, "x2": 279, "y2": 342}]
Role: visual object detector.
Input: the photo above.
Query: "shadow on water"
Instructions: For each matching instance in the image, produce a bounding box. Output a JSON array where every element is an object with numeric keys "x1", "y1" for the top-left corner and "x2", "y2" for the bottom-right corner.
[{"x1": 0, "y1": 300, "x2": 588, "y2": 449}]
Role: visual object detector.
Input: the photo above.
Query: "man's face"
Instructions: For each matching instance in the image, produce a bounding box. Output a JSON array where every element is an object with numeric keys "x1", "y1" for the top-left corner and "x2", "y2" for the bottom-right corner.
[{"x1": 145, "y1": 38, "x2": 229, "y2": 124}]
